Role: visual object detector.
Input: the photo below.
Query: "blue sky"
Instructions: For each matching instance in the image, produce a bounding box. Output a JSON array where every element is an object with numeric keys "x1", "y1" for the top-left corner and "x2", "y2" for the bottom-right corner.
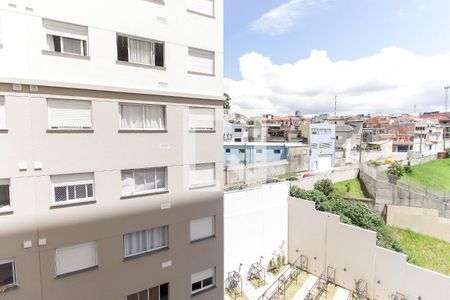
[
  {"x1": 224, "y1": 0, "x2": 450, "y2": 80},
  {"x1": 224, "y1": 0, "x2": 450, "y2": 116}
]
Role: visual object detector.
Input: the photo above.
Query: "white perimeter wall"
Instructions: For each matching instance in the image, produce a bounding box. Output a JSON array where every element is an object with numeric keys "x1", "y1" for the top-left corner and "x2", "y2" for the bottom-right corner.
[
  {"x1": 288, "y1": 198, "x2": 450, "y2": 300},
  {"x1": 224, "y1": 182, "x2": 289, "y2": 278}
]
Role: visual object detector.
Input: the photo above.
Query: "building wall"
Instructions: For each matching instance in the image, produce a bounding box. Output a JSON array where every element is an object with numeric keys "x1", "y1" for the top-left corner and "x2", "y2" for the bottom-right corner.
[
  {"x1": 0, "y1": 0, "x2": 223, "y2": 98},
  {"x1": 288, "y1": 198, "x2": 450, "y2": 300},
  {"x1": 224, "y1": 144, "x2": 288, "y2": 166},
  {"x1": 309, "y1": 123, "x2": 336, "y2": 172}
]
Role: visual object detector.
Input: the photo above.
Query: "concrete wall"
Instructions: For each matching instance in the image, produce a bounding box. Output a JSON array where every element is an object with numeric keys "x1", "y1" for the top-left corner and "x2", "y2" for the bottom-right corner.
[
  {"x1": 224, "y1": 182, "x2": 289, "y2": 278},
  {"x1": 387, "y1": 205, "x2": 450, "y2": 242},
  {"x1": 291, "y1": 166, "x2": 359, "y2": 190},
  {"x1": 288, "y1": 197, "x2": 450, "y2": 300}
]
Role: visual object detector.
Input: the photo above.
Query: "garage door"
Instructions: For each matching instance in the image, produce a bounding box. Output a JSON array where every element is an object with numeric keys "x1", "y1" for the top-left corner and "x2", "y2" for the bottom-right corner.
[{"x1": 317, "y1": 155, "x2": 332, "y2": 172}]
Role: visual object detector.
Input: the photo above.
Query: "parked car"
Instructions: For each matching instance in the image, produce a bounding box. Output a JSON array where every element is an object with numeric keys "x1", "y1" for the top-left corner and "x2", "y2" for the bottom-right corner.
[{"x1": 302, "y1": 173, "x2": 314, "y2": 178}]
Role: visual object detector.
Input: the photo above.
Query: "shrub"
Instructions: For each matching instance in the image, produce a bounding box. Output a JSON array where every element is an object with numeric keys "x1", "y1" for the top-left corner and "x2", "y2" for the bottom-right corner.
[
  {"x1": 387, "y1": 162, "x2": 404, "y2": 178},
  {"x1": 403, "y1": 162, "x2": 413, "y2": 174},
  {"x1": 290, "y1": 186, "x2": 329, "y2": 211},
  {"x1": 368, "y1": 160, "x2": 381, "y2": 167},
  {"x1": 313, "y1": 179, "x2": 334, "y2": 196}
]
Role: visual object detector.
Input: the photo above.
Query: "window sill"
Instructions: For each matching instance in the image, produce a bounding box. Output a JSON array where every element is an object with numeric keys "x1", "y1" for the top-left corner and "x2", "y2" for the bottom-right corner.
[
  {"x1": 190, "y1": 235, "x2": 215, "y2": 244},
  {"x1": 0, "y1": 207, "x2": 14, "y2": 215},
  {"x1": 46, "y1": 129, "x2": 94, "y2": 133},
  {"x1": 56, "y1": 265, "x2": 98, "y2": 279},
  {"x1": 50, "y1": 199, "x2": 96, "y2": 209},
  {"x1": 145, "y1": 0, "x2": 165, "y2": 5},
  {"x1": 189, "y1": 183, "x2": 216, "y2": 190},
  {"x1": 189, "y1": 129, "x2": 216, "y2": 133},
  {"x1": 116, "y1": 60, "x2": 166, "y2": 71},
  {"x1": 191, "y1": 286, "x2": 216, "y2": 297},
  {"x1": 118, "y1": 129, "x2": 167, "y2": 133},
  {"x1": 187, "y1": 71, "x2": 216, "y2": 77},
  {"x1": 0, "y1": 129, "x2": 8, "y2": 133},
  {"x1": 120, "y1": 190, "x2": 169, "y2": 200},
  {"x1": 42, "y1": 50, "x2": 91, "y2": 60},
  {"x1": 0, "y1": 284, "x2": 19, "y2": 293},
  {"x1": 186, "y1": 9, "x2": 215, "y2": 19},
  {"x1": 123, "y1": 246, "x2": 169, "y2": 261}
]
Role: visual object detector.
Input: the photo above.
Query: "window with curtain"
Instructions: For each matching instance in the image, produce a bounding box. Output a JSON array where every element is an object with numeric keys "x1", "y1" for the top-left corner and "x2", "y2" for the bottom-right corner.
[
  {"x1": 120, "y1": 103, "x2": 165, "y2": 130},
  {"x1": 189, "y1": 163, "x2": 215, "y2": 188},
  {"x1": 0, "y1": 179, "x2": 10, "y2": 209},
  {"x1": 123, "y1": 226, "x2": 168, "y2": 258},
  {"x1": 187, "y1": 0, "x2": 214, "y2": 17},
  {"x1": 117, "y1": 35, "x2": 164, "y2": 67},
  {"x1": 44, "y1": 19, "x2": 88, "y2": 56},
  {"x1": 0, "y1": 259, "x2": 16, "y2": 289},
  {"x1": 126, "y1": 283, "x2": 169, "y2": 300},
  {"x1": 55, "y1": 242, "x2": 98, "y2": 276},
  {"x1": 47, "y1": 99, "x2": 92, "y2": 129},
  {"x1": 191, "y1": 268, "x2": 215, "y2": 295},
  {"x1": 190, "y1": 216, "x2": 215, "y2": 242},
  {"x1": 189, "y1": 107, "x2": 215, "y2": 131},
  {"x1": 188, "y1": 47, "x2": 215, "y2": 75},
  {"x1": 52, "y1": 173, "x2": 94, "y2": 204},
  {"x1": 121, "y1": 167, "x2": 167, "y2": 197},
  {"x1": 0, "y1": 97, "x2": 5, "y2": 129}
]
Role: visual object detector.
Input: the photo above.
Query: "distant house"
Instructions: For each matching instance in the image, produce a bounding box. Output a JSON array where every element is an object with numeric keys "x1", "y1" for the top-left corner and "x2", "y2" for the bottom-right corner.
[{"x1": 300, "y1": 123, "x2": 336, "y2": 172}]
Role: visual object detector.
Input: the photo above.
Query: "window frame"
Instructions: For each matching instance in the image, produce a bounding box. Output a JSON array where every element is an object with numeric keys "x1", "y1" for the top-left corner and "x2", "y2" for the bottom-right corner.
[
  {"x1": 126, "y1": 282, "x2": 169, "y2": 300},
  {"x1": 191, "y1": 267, "x2": 216, "y2": 295},
  {"x1": 43, "y1": 19, "x2": 89, "y2": 57},
  {"x1": 116, "y1": 33, "x2": 165, "y2": 68},
  {"x1": 0, "y1": 179, "x2": 11, "y2": 211},
  {"x1": 47, "y1": 99, "x2": 93, "y2": 130},
  {"x1": 189, "y1": 163, "x2": 216, "y2": 189},
  {"x1": 55, "y1": 241, "x2": 98, "y2": 276},
  {"x1": 121, "y1": 167, "x2": 168, "y2": 198},
  {"x1": 119, "y1": 103, "x2": 166, "y2": 131},
  {"x1": 187, "y1": 47, "x2": 215, "y2": 76},
  {"x1": 0, "y1": 97, "x2": 6, "y2": 130},
  {"x1": 123, "y1": 225, "x2": 169, "y2": 259},
  {"x1": 186, "y1": 0, "x2": 215, "y2": 18},
  {"x1": 190, "y1": 216, "x2": 215, "y2": 243},
  {"x1": 0, "y1": 258, "x2": 17, "y2": 289},
  {"x1": 188, "y1": 107, "x2": 215, "y2": 132},
  {"x1": 51, "y1": 173, "x2": 95, "y2": 206}
]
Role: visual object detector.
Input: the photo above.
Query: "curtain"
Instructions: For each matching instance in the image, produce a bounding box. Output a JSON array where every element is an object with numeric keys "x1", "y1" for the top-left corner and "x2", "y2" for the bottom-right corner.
[
  {"x1": 144, "y1": 105, "x2": 164, "y2": 129},
  {"x1": 144, "y1": 168, "x2": 156, "y2": 191},
  {"x1": 149, "y1": 226, "x2": 167, "y2": 249},
  {"x1": 129, "y1": 38, "x2": 153, "y2": 65},
  {"x1": 125, "y1": 230, "x2": 148, "y2": 256},
  {"x1": 46, "y1": 35, "x2": 56, "y2": 51},
  {"x1": 121, "y1": 105, "x2": 143, "y2": 129},
  {"x1": 121, "y1": 170, "x2": 134, "y2": 196},
  {"x1": 148, "y1": 287, "x2": 159, "y2": 300},
  {"x1": 155, "y1": 167, "x2": 166, "y2": 189},
  {"x1": 134, "y1": 170, "x2": 146, "y2": 193}
]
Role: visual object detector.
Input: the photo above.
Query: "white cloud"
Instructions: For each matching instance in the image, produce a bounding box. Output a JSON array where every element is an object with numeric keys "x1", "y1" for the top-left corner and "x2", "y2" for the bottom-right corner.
[
  {"x1": 224, "y1": 47, "x2": 450, "y2": 116},
  {"x1": 251, "y1": 0, "x2": 327, "y2": 36}
]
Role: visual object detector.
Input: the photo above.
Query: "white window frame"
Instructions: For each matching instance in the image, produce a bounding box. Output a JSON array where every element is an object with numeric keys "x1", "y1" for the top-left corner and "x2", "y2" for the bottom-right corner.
[
  {"x1": 123, "y1": 225, "x2": 169, "y2": 258},
  {"x1": 119, "y1": 103, "x2": 166, "y2": 130},
  {"x1": 189, "y1": 163, "x2": 216, "y2": 188},
  {"x1": 117, "y1": 34, "x2": 165, "y2": 67},
  {"x1": 125, "y1": 283, "x2": 169, "y2": 300},
  {"x1": 188, "y1": 47, "x2": 215, "y2": 76},
  {"x1": 47, "y1": 99, "x2": 92, "y2": 130},
  {"x1": 121, "y1": 167, "x2": 168, "y2": 197},
  {"x1": 43, "y1": 19, "x2": 88, "y2": 56},
  {"x1": 187, "y1": 0, "x2": 215, "y2": 17},
  {"x1": 0, "y1": 97, "x2": 6, "y2": 129},
  {"x1": 189, "y1": 107, "x2": 215, "y2": 131},
  {"x1": 55, "y1": 242, "x2": 98, "y2": 276},
  {"x1": 0, "y1": 258, "x2": 17, "y2": 289},
  {"x1": 0, "y1": 179, "x2": 11, "y2": 211},
  {"x1": 190, "y1": 216, "x2": 215, "y2": 242},
  {"x1": 191, "y1": 267, "x2": 215, "y2": 295},
  {"x1": 51, "y1": 173, "x2": 95, "y2": 205}
]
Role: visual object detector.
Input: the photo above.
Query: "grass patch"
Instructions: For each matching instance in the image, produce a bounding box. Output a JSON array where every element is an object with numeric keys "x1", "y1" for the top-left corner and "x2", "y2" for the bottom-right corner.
[
  {"x1": 334, "y1": 178, "x2": 373, "y2": 200},
  {"x1": 277, "y1": 172, "x2": 299, "y2": 180},
  {"x1": 390, "y1": 227, "x2": 450, "y2": 275},
  {"x1": 403, "y1": 158, "x2": 450, "y2": 193}
]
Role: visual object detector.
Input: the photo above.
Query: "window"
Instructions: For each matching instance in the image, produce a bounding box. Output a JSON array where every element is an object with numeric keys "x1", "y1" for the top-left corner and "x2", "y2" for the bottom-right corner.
[
  {"x1": 52, "y1": 173, "x2": 94, "y2": 204},
  {"x1": 187, "y1": 0, "x2": 214, "y2": 17},
  {"x1": 234, "y1": 138, "x2": 241, "y2": 142},
  {"x1": 123, "y1": 226, "x2": 168, "y2": 258},
  {"x1": 256, "y1": 149, "x2": 263, "y2": 154},
  {"x1": 127, "y1": 283, "x2": 169, "y2": 300},
  {"x1": 121, "y1": 167, "x2": 167, "y2": 197},
  {"x1": 0, "y1": 179, "x2": 10, "y2": 209},
  {"x1": 189, "y1": 107, "x2": 215, "y2": 131},
  {"x1": 225, "y1": 148, "x2": 230, "y2": 153},
  {"x1": 238, "y1": 149, "x2": 245, "y2": 153},
  {"x1": 274, "y1": 149, "x2": 281, "y2": 154},
  {"x1": 120, "y1": 103, "x2": 165, "y2": 130},
  {"x1": 47, "y1": 99, "x2": 92, "y2": 129},
  {"x1": 56, "y1": 242, "x2": 98, "y2": 276},
  {"x1": 189, "y1": 163, "x2": 215, "y2": 188},
  {"x1": 191, "y1": 268, "x2": 215, "y2": 295},
  {"x1": 44, "y1": 19, "x2": 88, "y2": 56},
  {"x1": 190, "y1": 216, "x2": 215, "y2": 242},
  {"x1": 117, "y1": 35, "x2": 164, "y2": 67},
  {"x1": 0, "y1": 259, "x2": 16, "y2": 290},
  {"x1": 0, "y1": 97, "x2": 5, "y2": 129},
  {"x1": 234, "y1": 128, "x2": 242, "y2": 133},
  {"x1": 188, "y1": 48, "x2": 214, "y2": 75}
]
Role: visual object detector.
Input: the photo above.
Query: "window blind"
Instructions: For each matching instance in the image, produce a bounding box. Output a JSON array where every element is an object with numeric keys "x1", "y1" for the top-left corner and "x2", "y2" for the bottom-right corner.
[
  {"x1": 189, "y1": 163, "x2": 215, "y2": 187},
  {"x1": 44, "y1": 19, "x2": 88, "y2": 41},
  {"x1": 190, "y1": 216, "x2": 214, "y2": 241},
  {"x1": 48, "y1": 99, "x2": 92, "y2": 129},
  {"x1": 189, "y1": 107, "x2": 215, "y2": 130},
  {"x1": 0, "y1": 98, "x2": 6, "y2": 129},
  {"x1": 191, "y1": 267, "x2": 215, "y2": 285},
  {"x1": 188, "y1": 48, "x2": 214, "y2": 75},
  {"x1": 52, "y1": 173, "x2": 93, "y2": 186},
  {"x1": 56, "y1": 242, "x2": 97, "y2": 275},
  {"x1": 187, "y1": 0, "x2": 214, "y2": 16}
]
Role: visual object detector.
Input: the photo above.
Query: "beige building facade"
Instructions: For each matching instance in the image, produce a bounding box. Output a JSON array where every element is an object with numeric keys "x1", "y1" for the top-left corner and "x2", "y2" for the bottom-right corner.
[{"x1": 0, "y1": 0, "x2": 224, "y2": 299}]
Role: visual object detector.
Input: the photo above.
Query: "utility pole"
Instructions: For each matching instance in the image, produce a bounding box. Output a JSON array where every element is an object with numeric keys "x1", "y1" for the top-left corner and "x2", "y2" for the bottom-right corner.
[{"x1": 334, "y1": 95, "x2": 337, "y2": 116}]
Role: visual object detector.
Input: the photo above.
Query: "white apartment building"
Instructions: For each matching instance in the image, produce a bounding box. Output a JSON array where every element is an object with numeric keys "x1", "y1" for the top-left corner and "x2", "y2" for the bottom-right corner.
[{"x1": 0, "y1": 0, "x2": 224, "y2": 299}]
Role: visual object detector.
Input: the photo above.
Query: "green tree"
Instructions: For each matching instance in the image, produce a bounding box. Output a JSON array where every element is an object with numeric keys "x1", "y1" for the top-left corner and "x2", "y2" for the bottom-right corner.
[
  {"x1": 313, "y1": 179, "x2": 334, "y2": 196},
  {"x1": 223, "y1": 93, "x2": 231, "y2": 110}
]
